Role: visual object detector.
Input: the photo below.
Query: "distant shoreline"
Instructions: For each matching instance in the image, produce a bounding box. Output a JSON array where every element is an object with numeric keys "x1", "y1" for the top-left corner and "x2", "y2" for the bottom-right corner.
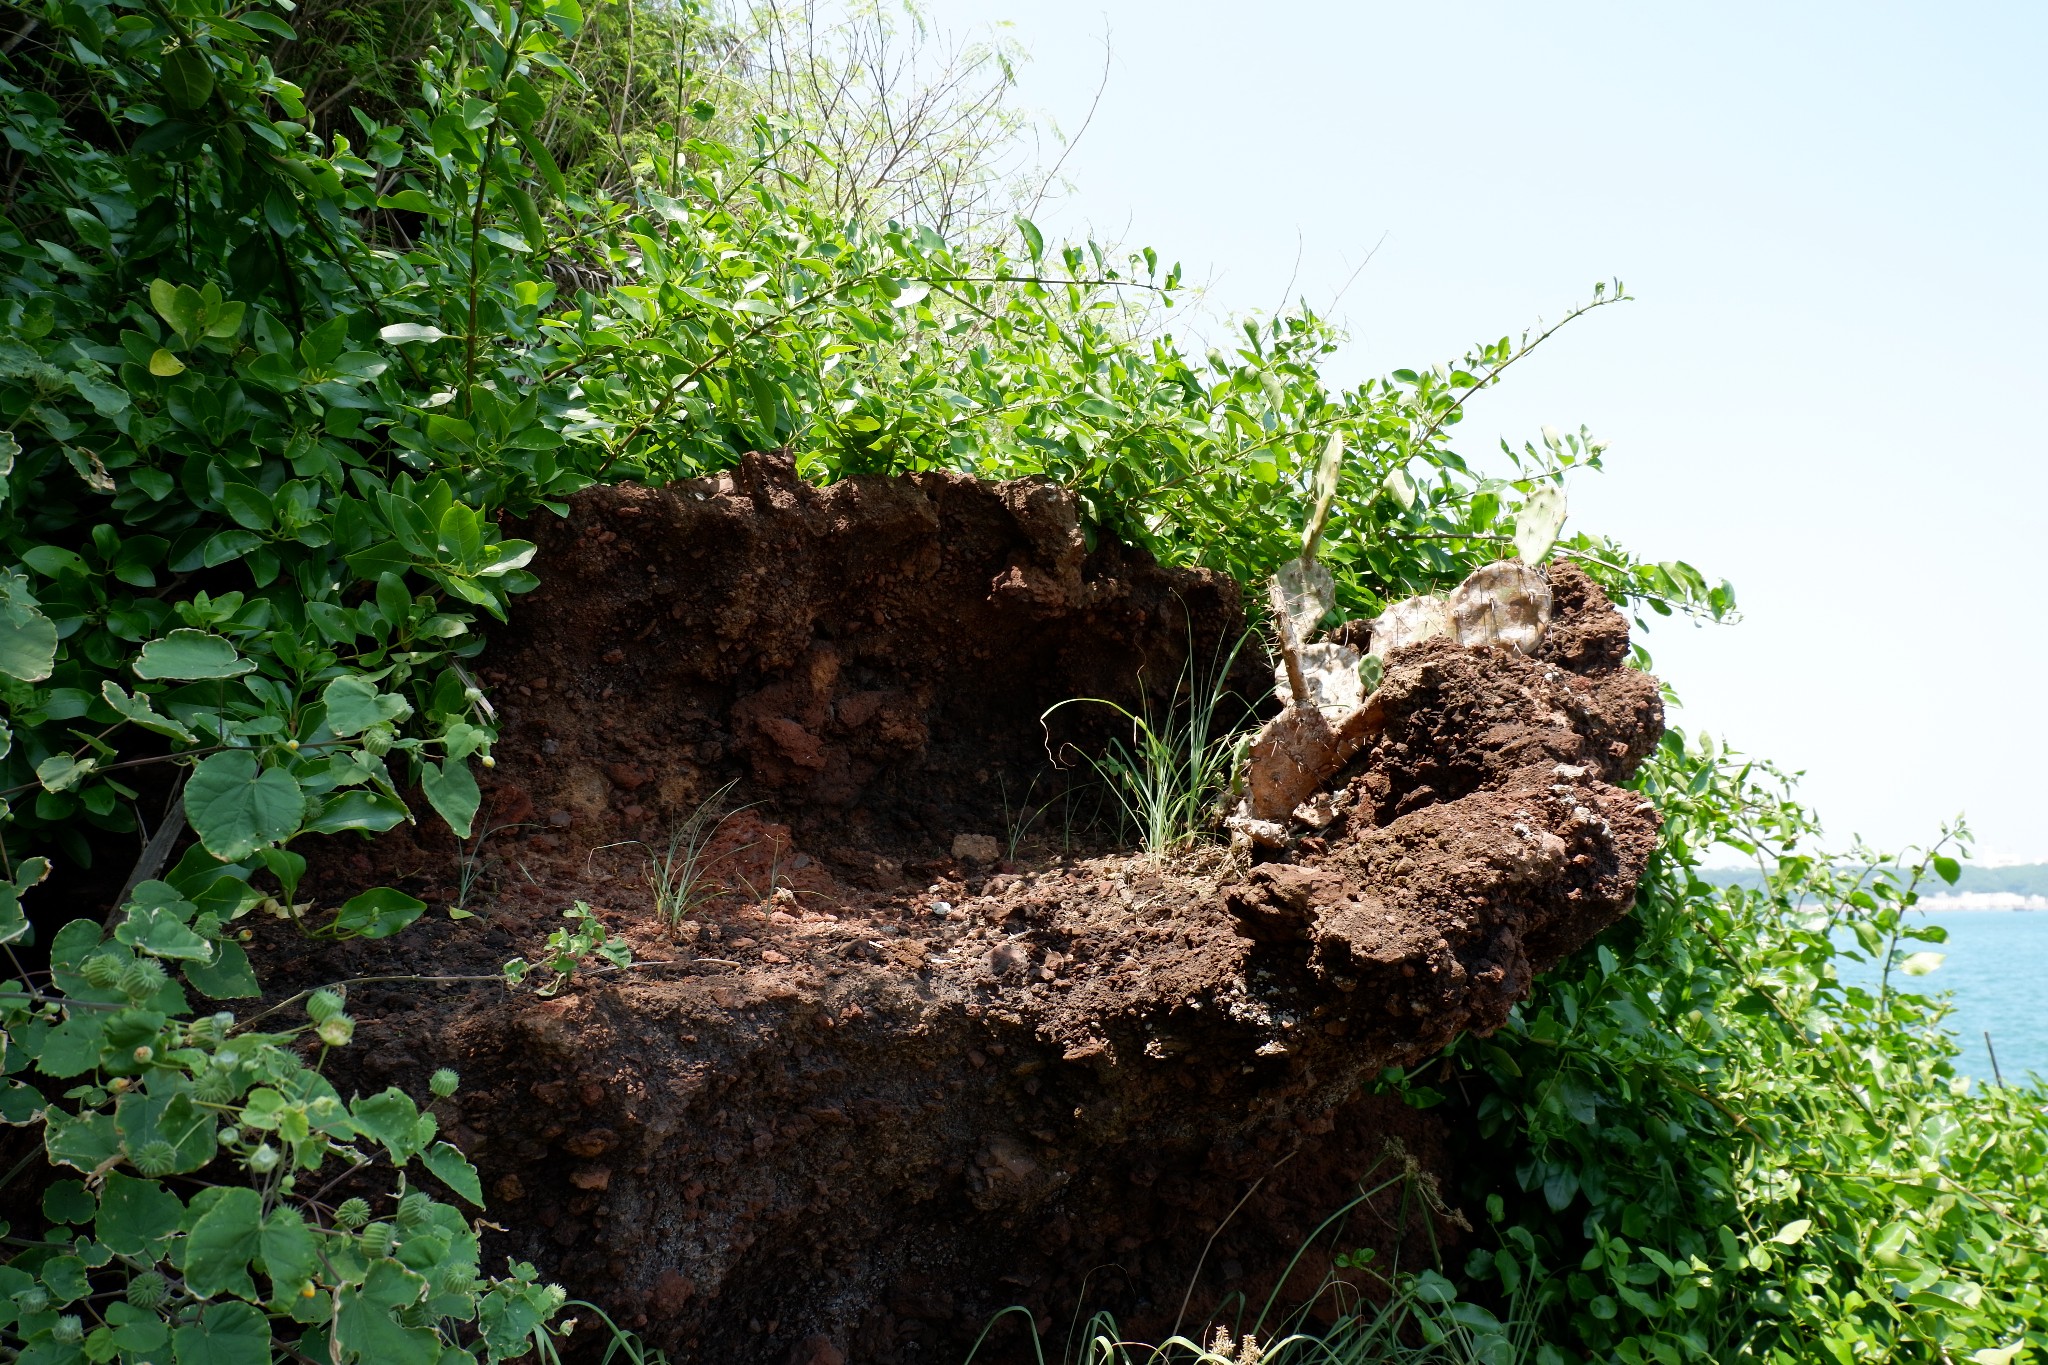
[{"x1": 1706, "y1": 864, "x2": 2048, "y2": 911}]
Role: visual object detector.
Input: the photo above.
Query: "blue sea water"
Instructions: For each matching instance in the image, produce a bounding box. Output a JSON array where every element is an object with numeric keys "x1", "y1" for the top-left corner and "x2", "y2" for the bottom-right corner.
[{"x1": 1841, "y1": 911, "x2": 2048, "y2": 1084}]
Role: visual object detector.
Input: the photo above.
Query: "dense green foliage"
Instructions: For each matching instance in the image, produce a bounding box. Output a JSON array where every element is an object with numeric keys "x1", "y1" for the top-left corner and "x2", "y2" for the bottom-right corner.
[
  {"x1": 2, "y1": 1, "x2": 2032, "y2": 1364},
  {"x1": 1417, "y1": 741, "x2": 2048, "y2": 1364}
]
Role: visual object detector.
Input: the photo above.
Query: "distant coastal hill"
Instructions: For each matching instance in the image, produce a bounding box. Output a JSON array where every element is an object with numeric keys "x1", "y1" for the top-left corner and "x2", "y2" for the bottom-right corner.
[{"x1": 1706, "y1": 863, "x2": 2048, "y2": 909}]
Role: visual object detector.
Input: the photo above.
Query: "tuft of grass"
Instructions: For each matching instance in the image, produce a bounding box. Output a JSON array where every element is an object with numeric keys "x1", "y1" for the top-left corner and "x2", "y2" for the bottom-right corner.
[
  {"x1": 645, "y1": 781, "x2": 752, "y2": 930},
  {"x1": 1041, "y1": 633, "x2": 1254, "y2": 859},
  {"x1": 449, "y1": 820, "x2": 533, "y2": 920}
]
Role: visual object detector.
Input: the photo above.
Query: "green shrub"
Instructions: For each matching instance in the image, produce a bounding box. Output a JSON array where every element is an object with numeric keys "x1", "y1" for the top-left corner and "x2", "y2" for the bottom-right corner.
[
  {"x1": 1417, "y1": 733, "x2": 2048, "y2": 1363},
  {"x1": 0, "y1": 0, "x2": 1744, "y2": 1361}
]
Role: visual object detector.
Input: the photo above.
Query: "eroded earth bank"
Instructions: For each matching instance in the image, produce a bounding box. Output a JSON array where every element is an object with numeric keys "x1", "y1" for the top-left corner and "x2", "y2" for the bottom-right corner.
[{"x1": 280, "y1": 453, "x2": 1665, "y2": 1364}]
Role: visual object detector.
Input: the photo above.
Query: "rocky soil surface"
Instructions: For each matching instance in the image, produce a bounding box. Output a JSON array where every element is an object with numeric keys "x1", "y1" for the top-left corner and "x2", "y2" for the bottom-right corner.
[{"x1": 279, "y1": 454, "x2": 1664, "y2": 1364}]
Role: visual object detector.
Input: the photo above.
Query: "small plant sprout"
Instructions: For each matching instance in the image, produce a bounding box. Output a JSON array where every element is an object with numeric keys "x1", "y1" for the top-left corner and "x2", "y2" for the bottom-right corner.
[
  {"x1": 450, "y1": 819, "x2": 533, "y2": 920},
  {"x1": 645, "y1": 780, "x2": 753, "y2": 929},
  {"x1": 1042, "y1": 632, "x2": 1253, "y2": 859},
  {"x1": 502, "y1": 901, "x2": 634, "y2": 996},
  {"x1": 999, "y1": 771, "x2": 1054, "y2": 861}
]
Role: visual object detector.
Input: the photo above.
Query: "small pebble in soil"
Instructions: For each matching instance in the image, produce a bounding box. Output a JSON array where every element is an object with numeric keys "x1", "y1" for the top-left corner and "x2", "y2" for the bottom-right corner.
[{"x1": 930, "y1": 901, "x2": 953, "y2": 917}]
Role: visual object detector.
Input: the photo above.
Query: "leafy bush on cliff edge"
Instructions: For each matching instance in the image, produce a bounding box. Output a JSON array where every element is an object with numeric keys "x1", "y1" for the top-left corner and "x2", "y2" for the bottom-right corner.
[{"x1": 0, "y1": 1, "x2": 1918, "y2": 1363}]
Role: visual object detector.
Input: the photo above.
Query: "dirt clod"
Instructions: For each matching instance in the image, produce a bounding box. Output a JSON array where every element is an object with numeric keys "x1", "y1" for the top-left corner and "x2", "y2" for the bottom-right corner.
[{"x1": 285, "y1": 460, "x2": 1661, "y2": 1364}]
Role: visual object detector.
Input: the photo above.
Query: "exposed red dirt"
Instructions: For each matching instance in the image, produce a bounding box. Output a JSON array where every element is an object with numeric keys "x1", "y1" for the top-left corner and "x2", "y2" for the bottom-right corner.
[{"x1": 277, "y1": 455, "x2": 1663, "y2": 1364}]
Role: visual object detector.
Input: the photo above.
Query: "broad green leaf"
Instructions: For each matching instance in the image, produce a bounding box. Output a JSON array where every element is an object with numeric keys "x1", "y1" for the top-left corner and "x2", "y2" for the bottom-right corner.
[
  {"x1": 304, "y1": 790, "x2": 410, "y2": 836},
  {"x1": 379, "y1": 323, "x2": 448, "y2": 344},
  {"x1": 149, "y1": 349, "x2": 185, "y2": 377},
  {"x1": 474, "y1": 539, "x2": 537, "y2": 576},
  {"x1": 332, "y1": 887, "x2": 427, "y2": 940},
  {"x1": 1900, "y1": 951, "x2": 1945, "y2": 976},
  {"x1": 116, "y1": 1089, "x2": 216, "y2": 1174},
  {"x1": 180, "y1": 1186, "x2": 262, "y2": 1298},
  {"x1": 183, "y1": 941, "x2": 260, "y2": 998},
  {"x1": 323, "y1": 676, "x2": 411, "y2": 736},
  {"x1": 420, "y1": 1141, "x2": 485, "y2": 1206},
  {"x1": 1771, "y1": 1218, "x2": 1814, "y2": 1245},
  {"x1": 36, "y1": 1015, "x2": 106, "y2": 1078},
  {"x1": 1932, "y1": 854, "x2": 1961, "y2": 885},
  {"x1": 0, "y1": 570, "x2": 57, "y2": 682},
  {"x1": 45, "y1": 1111, "x2": 120, "y2": 1172},
  {"x1": 158, "y1": 46, "x2": 216, "y2": 112},
  {"x1": 95, "y1": 1172, "x2": 184, "y2": 1256},
  {"x1": 218, "y1": 485, "x2": 274, "y2": 532},
  {"x1": 184, "y1": 751, "x2": 304, "y2": 860},
  {"x1": 376, "y1": 190, "x2": 438, "y2": 214},
  {"x1": 36, "y1": 754, "x2": 95, "y2": 793},
  {"x1": 259, "y1": 1206, "x2": 320, "y2": 1296},
  {"x1": 420, "y1": 756, "x2": 479, "y2": 838},
  {"x1": 350, "y1": 1089, "x2": 426, "y2": 1162},
  {"x1": 203, "y1": 300, "x2": 245, "y2": 339},
  {"x1": 105, "y1": 1304, "x2": 169, "y2": 1355},
  {"x1": 102, "y1": 681, "x2": 197, "y2": 742},
  {"x1": 115, "y1": 905, "x2": 213, "y2": 961},
  {"x1": 172, "y1": 1301, "x2": 269, "y2": 1365},
  {"x1": 42, "y1": 1178, "x2": 95, "y2": 1224},
  {"x1": 132, "y1": 629, "x2": 253, "y2": 681},
  {"x1": 335, "y1": 1262, "x2": 437, "y2": 1365}
]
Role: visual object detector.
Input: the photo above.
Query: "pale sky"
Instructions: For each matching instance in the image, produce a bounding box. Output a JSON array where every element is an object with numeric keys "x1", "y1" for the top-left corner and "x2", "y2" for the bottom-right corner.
[{"x1": 913, "y1": 0, "x2": 2048, "y2": 862}]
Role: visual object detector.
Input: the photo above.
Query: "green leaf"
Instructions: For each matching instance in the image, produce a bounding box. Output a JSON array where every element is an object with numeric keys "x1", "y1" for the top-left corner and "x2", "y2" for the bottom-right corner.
[
  {"x1": 218, "y1": 485, "x2": 273, "y2": 532},
  {"x1": 115, "y1": 904, "x2": 212, "y2": 961},
  {"x1": 180, "y1": 1186, "x2": 262, "y2": 1298},
  {"x1": 259, "y1": 1206, "x2": 320, "y2": 1296},
  {"x1": 158, "y1": 47, "x2": 217, "y2": 112},
  {"x1": 117, "y1": 1089, "x2": 216, "y2": 1174},
  {"x1": 172, "y1": 1301, "x2": 269, "y2": 1365},
  {"x1": 37, "y1": 1015, "x2": 106, "y2": 1078},
  {"x1": 1015, "y1": 217, "x2": 1045, "y2": 262},
  {"x1": 513, "y1": 126, "x2": 567, "y2": 198},
  {"x1": 0, "y1": 570, "x2": 58, "y2": 682},
  {"x1": 506, "y1": 184, "x2": 546, "y2": 253},
  {"x1": 106, "y1": 1304, "x2": 169, "y2": 1356},
  {"x1": 420, "y1": 757, "x2": 478, "y2": 838},
  {"x1": 379, "y1": 323, "x2": 448, "y2": 344},
  {"x1": 420, "y1": 1141, "x2": 485, "y2": 1206},
  {"x1": 36, "y1": 754, "x2": 95, "y2": 793},
  {"x1": 42, "y1": 1178, "x2": 95, "y2": 1224},
  {"x1": 184, "y1": 752, "x2": 305, "y2": 860},
  {"x1": 1771, "y1": 1218, "x2": 1814, "y2": 1245},
  {"x1": 203, "y1": 301, "x2": 245, "y2": 339},
  {"x1": 333, "y1": 887, "x2": 427, "y2": 940},
  {"x1": 102, "y1": 681, "x2": 198, "y2": 743},
  {"x1": 183, "y1": 941, "x2": 260, "y2": 998},
  {"x1": 376, "y1": 189, "x2": 438, "y2": 214},
  {"x1": 323, "y1": 676, "x2": 411, "y2": 737},
  {"x1": 1900, "y1": 951, "x2": 1945, "y2": 976},
  {"x1": 95, "y1": 1172, "x2": 184, "y2": 1256},
  {"x1": 132, "y1": 630, "x2": 253, "y2": 681},
  {"x1": 350, "y1": 1089, "x2": 426, "y2": 1162},
  {"x1": 42, "y1": 1253, "x2": 91, "y2": 1302},
  {"x1": 148, "y1": 348, "x2": 185, "y2": 377},
  {"x1": 45, "y1": 1111, "x2": 120, "y2": 1172},
  {"x1": 1932, "y1": 854, "x2": 1961, "y2": 885},
  {"x1": 304, "y1": 790, "x2": 411, "y2": 835},
  {"x1": 335, "y1": 1262, "x2": 437, "y2": 1365}
]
